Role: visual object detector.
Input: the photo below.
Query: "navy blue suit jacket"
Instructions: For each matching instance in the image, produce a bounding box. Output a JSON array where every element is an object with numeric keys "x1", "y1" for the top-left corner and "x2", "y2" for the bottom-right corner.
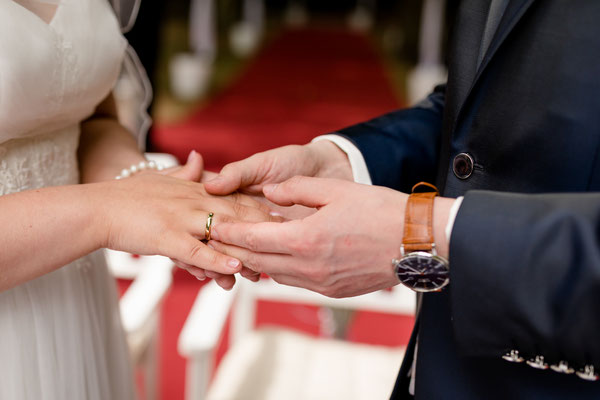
[{"x1": 336, "y1": 0, "x2": 600, "y2": 398}]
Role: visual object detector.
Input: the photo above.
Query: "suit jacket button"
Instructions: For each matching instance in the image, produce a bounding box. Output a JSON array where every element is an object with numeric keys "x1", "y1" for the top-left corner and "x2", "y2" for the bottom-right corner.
[
  {"x1": 453, "y1": 153, "x2": 474, "y2": 179},
  {"x1": 576, "y1": 365, "x2": 599, "y2": 381},
  {"x1": 550, "y1": 361, "x2": 574, "y2": 374},
  {"x1": 526, "y1": 355, "x2": 549, "y2": 370},
  {"x1": 502, "y1": 350, "x2": 524, "y2": 362}
]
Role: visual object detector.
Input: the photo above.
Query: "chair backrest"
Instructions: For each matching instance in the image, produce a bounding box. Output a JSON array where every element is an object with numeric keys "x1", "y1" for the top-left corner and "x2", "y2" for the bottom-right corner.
[{"x1": 230, "y1": 277, "x2": 416, "y2": 345}]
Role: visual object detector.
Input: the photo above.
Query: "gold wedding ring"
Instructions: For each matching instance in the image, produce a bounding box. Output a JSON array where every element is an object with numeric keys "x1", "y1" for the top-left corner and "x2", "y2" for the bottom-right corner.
[{"x1": 205, "y1": 212, "x2": 214, "y2": 241}]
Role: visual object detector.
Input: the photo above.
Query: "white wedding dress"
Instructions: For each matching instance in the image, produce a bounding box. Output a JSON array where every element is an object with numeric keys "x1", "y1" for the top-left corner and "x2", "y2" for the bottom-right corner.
[{"x1": 0, "y1": 0, "x2": 136, "y2": 398}]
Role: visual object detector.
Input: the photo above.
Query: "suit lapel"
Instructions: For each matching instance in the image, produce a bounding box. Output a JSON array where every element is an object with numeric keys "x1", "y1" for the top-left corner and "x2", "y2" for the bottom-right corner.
[
  {"x1": 445, "y1": 0, "x2": 490, "y2": 126},
  {"x1": 451, "y1": 0, "x2": 536, "y2": 126},
  {"x1": 472, "y1": 0, "x2": 536, "y2": 86}
]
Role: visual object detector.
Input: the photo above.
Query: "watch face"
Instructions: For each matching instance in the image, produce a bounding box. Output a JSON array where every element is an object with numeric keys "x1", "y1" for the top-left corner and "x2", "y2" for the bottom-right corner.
[{"x1": 394, "y1": 251, "x2": 449, "y2": 292}]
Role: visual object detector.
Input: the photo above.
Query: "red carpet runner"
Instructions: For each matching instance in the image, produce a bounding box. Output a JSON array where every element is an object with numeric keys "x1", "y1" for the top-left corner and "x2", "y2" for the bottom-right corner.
[
  {"x1": 151, "y1": 28, "x2": 413, "y2": 400},
  {"x1": 153, "y1": 28, "x2": 401, "y2": 170}
]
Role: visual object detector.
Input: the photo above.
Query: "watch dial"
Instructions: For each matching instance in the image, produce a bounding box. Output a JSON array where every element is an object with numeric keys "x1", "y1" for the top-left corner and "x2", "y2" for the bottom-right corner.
[{"x1": 395, "y1": 252, "x2": 449, "y2": 292}]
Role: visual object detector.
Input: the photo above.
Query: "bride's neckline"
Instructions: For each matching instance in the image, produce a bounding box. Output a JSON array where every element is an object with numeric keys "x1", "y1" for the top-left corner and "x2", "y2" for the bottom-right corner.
[{"x1": 12, "y1": 0, "x2": 61, "y2": 25}]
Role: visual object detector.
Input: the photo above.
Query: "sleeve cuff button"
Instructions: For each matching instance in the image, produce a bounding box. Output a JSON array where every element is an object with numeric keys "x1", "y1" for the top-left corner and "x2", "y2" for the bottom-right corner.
[
  {"x1": 502, "y1": 350, "x2": 524, "y2": 363},
  {"x1": 576, "y1": 365, "x2": 599, "y2": 381},
  {"x1": 526, "y1": 356, "x2": 549, "y2": 370},
  {"x1": 550, "y1": 361, "x2": 574, "y2": 374}
]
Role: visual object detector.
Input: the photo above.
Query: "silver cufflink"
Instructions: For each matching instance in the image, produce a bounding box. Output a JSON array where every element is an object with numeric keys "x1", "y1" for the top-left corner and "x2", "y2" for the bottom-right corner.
[
  {"x1": 502, "y1": 350, "x2": 524, "y2": 363},
  {"x1": 550, "y1": 360, "x2": 574, "y2": 374},
  {"x1": 576, "y1": 365, "x2": 599, "y2": 381},
  {"x1": 526, "y1": 355, "x2": 548, "y2": 370}
]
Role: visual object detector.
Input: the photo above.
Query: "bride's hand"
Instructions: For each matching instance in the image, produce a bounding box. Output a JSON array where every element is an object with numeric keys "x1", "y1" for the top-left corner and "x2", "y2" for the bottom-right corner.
[
  {"x1": 159, "y1": 151, "x2": 262, "y2": 286},
  {"x1": 95, "y1": 170, "x2": 279, "y2": 280},
  {"x1": 139, "y1": 151, "x2": 260, "y2": 289}
]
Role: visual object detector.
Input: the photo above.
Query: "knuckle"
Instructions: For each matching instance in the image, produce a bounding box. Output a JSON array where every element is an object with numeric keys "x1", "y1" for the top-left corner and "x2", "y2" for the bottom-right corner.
[
  {"x1": 217, "y1": 214, "x2": 232, "y2": 225},
  {"x1": 328, "y1": 287, "x2": 344, "y2": 299},
  {"x1": 205, "y1": 270, "x2": 223, "y2": 280},
  {"x1": 244, "y1": 253, "x2": 262, "y2": 273},
  {"x1": 216, "y1": 276, "x2": 234, "y2": 287},
  {"x1": 231, "y1": 200, "x2": 248, "y2": 219},
  {"x1": 220, "y1": 164, "x2": 237, "y2": 178},
  {"x1": 319, "y1": 284, "x2": 340, "y2": 298},
  {"x1": 304, "y1": 231, "x2": 321, "y2": 251},
  {"x1": 208, "y1": 251, "x2": 221, "y2": 268},
  {"x1": 307, "y1": 267, "x2": 328, "y2": 284},
  {"x1": 317, "y1": 285, "x2": 333, "y2": 297},
  {"x1": 290, "y1": 231, "x2": 320, "y2": 257},
  {"x1": 288, "y1": 238, "x2": 304, "y2": 254},
  {"x1": 288, "y1": 230, "x2": 309, "y2": 254},
  {"x1": 287, "y1": 175, "x2": 304, "y2": 187},
  {"x1": 188, "y1": 243, "x2": 205, "y2": 263},
  {"x1": 244, "y1": 231, "x2": 260, "y2": 251}
]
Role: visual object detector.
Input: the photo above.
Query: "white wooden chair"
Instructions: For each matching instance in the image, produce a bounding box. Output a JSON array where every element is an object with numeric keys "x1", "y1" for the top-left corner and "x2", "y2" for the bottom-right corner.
[
  {"x1": 179, "y1": 277, "x2": 416, "y2": 400},
  {"x1": 106, "y1": 250, "x2": 174, "y2": 400}
]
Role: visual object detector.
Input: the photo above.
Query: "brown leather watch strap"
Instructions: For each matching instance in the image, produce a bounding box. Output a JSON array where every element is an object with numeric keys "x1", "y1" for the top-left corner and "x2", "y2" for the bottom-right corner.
[{"x1": 402, "y1": 182, "x2": 439, "y2": 253}]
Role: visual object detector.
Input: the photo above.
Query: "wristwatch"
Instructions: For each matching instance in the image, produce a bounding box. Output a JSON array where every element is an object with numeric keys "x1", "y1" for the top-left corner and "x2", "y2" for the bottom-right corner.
[{"x1": 392, "y1": 182, "x2": 450, "y2": 292}]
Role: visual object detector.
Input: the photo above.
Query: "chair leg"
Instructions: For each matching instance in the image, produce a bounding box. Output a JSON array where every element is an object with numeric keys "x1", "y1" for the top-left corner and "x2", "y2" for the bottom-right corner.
[
  {"x1": 185, "y1": 351, "x2": 214, "y2": 400},
  {"x1": 143, "y1": 315, "x2": 160, "y2": 400}
]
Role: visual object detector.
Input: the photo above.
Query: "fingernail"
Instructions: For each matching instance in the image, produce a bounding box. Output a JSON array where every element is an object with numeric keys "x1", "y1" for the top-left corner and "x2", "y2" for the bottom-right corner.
[
  {"x1": 269, "y1": 211, "x2": 282, "y2": 217},
  {"x1": 263, "y1": 184, "x2": 278, "y2": 195},
  {"x1": 206, "y1": 241, "x2": 215, "y2": 249},
  {"x1": 227, "y1": 259, "x2": 241, "y2": 270},
  {"x1": 196, "y1": 276, "x2": 205, "y2": 281},
  {"x1": 187, "y1": 150, "x2": 196, "y2": 163}
]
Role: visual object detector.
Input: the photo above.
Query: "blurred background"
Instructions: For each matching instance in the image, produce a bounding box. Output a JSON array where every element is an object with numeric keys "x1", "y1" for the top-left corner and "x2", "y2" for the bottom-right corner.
[{"x1": 111, "y1": 1, "x2": 458, "y2": 399}]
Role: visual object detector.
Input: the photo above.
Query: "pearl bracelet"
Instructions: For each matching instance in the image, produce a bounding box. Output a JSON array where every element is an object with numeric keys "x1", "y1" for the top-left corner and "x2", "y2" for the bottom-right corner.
[{"x1": 115, "y1": 160, "x2": 164, "y2": 180}]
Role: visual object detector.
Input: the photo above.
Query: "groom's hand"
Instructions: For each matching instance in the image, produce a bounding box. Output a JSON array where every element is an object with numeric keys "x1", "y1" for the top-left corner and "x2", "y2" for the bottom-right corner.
[
  {"x1": 199, "y1": 141, "x2": 355, "y2": 287},
  {"x1": 207, "y1": 176, "x2": 407, "y2": 298},
  {"x1": 204, "y1": 141, "x2": 354, "y2": 196}
]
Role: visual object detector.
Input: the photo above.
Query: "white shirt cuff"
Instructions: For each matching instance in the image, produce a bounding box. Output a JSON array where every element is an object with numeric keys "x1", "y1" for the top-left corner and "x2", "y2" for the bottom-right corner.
[
  {"x1": 445, "y1": 196, "x2": 464, "y2": 243},
  {"x1": 312, "y1": 134, "x2": 372, "y2": 185},
  {"x1": 313, "y1": 135, "x2": 463, "y2": 243}
]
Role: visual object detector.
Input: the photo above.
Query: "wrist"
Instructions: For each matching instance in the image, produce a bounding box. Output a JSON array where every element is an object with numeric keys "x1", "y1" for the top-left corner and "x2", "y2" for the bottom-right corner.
[
  {"x1": 306, "y1": 140, "x2": 353, "y2": 181},
  {"x1": 74, "y1": 182, "x2": 111, "y2": 251},
  {"x1": 115, "y1": 159, "x2": 164, "y2": 180},
  {"x1": 433, "y1": 197, "x2": 454, "y2": 259},
  {"x1": 394, "y1": 183, "x2": 450, "y2": 292}
]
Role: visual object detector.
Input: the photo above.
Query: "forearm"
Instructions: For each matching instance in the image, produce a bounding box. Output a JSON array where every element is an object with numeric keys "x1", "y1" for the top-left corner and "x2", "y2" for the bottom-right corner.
[
  {"x1": 78, "y1": 117, "x2": 144, "y2": 183},
  {"x1": 0, "y1": 184, "x2": 104, "y2": 291},
  {"x1": 78, "y1": 94, "x2": 145, "y2": 183},
  {"x1": 450, "y1": 191, "x2": 600, "y2": 364}
]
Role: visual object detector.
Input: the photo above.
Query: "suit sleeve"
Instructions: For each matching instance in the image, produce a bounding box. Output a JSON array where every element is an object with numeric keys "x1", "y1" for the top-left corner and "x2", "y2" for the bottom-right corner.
[
  {"x1": 333, "y1": 84, "x2": 446, "y2": 193},
  {"x1": 450, "y1": 190, "x2": 600, "y2": 367}
]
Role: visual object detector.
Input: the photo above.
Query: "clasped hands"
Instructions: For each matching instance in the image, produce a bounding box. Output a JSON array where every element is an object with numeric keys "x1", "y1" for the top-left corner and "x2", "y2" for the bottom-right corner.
[{"x1": 168, "y1": 142, "x2": 421, "y2": 298}]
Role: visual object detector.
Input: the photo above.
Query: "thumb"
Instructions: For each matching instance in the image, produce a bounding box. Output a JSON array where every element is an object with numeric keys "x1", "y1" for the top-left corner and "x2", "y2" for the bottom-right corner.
[
  {"x1": 170, "y1": 150, "x2": 204, "y2": 182},
  {"x1": 263, "y1": 176, "x2": 332, "y2": 208},
  {"x1": 204, "y1": 154, "x2": 265, "y2": 195}
]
